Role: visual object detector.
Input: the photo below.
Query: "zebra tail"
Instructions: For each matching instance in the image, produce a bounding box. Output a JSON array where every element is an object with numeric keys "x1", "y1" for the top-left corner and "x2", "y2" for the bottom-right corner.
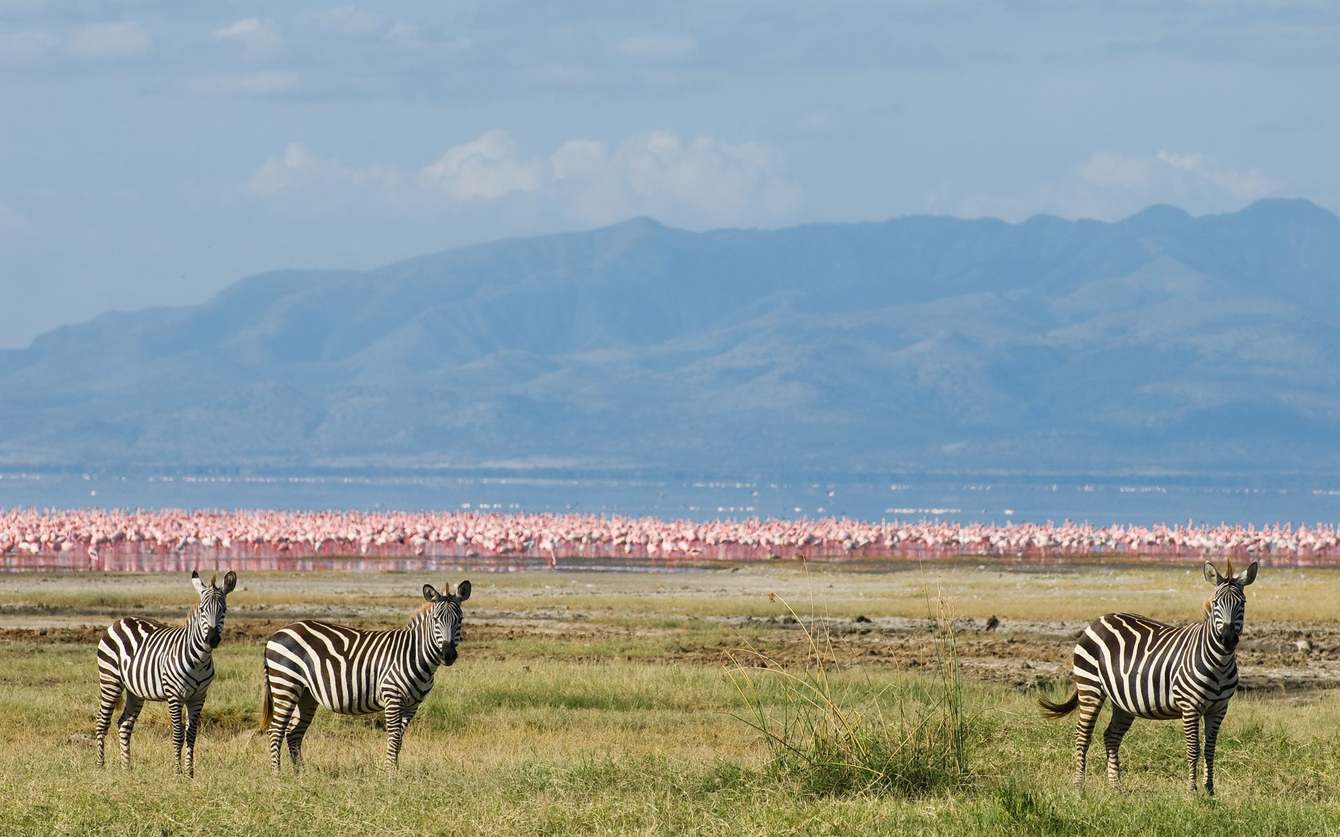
[
  {"x1": 1038, "y1": 689, "x2": 1079, "y2": 719},
  {"x1": 260, "y1": 670, "x2": 273, "y2": 731}
]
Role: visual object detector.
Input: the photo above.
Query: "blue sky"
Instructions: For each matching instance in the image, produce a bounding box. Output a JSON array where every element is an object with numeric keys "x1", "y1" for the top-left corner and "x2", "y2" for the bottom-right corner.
[{"x1": 2, "y1": 0, "x2": 1338, "y2": 347}]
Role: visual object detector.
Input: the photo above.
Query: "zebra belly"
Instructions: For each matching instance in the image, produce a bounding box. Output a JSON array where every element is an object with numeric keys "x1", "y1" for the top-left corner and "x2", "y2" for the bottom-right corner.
[
  {"x1": 313, "y1": 689, "x2": 383, "y2": 716},
  {"x1": 308, "y1": 673, "x2": 428, "y2": 715},
  {"x1": 1107, "y1": 686, "x2": 1180, "y2": 720},
  {"x1": 119, "y1": 658, "x2": 214, "y2": 701}
]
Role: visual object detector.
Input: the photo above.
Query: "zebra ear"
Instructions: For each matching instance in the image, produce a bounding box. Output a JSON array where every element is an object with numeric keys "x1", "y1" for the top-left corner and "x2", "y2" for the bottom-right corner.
[
  {"x1": 423, "y1": 584, "x2": 440, "y2": 602},
  {"x1": 1236, "y1": 561, "x2": 1259, "y2": 587},
  {"x1": 456, "y1": 580, "x2": 471, "y2": 602},
  {"x1": 191, "y1": 570, "x2": 207, "y2": 595},
  {"x1": 1201, "y1": 562, "x2": 1220, "y2": 585},
  {"x1": 222, "y1": 571, "x2": 237, "y2": 594}
]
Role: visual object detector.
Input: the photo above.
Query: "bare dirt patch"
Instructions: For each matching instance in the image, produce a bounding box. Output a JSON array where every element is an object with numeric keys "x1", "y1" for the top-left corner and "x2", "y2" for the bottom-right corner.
[{"x1": 5, "y1": 565, "x2": 1339, "y2": 693}]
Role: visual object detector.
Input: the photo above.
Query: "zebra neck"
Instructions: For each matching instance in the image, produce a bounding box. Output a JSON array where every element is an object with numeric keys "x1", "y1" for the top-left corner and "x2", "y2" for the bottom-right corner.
[
  {"x1": 1197, "y1": 616, "x2": 1236, "y2": 670},
  {"x1": 406, "y1": 610, "x2": 445, "y2": 671},
  {"x1": 181, "y1": 606, "x2": 213, "y2": 663}
]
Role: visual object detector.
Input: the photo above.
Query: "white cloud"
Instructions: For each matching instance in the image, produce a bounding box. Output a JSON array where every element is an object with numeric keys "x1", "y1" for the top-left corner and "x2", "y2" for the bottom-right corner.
[
  {"x1": 247, "y1": 130, "x2": 801, "y2": 228},
  {"x1": 419, "y1": 130, "x2": 544, "y2": 201},
  {"x1": 248, "y1": 142, "x2": 399, "y2": 198},
  {"x1": 66, "y1": 21, "x2": 150, "y2": 61},
  {"x1": 1078, "y1": 151, "x2": 1158, "y2": 191},
  {"x1": 551, "y1": 132, "x2": 801, "y2": 226},
  {"x1": 614, "y1": 34, "x2": 696, "y2": 61},
  {"x1": 549, "y1": 139, "x2": 607, "y2": 181},
  {"x1": 212, "y1": 18, "x2": 281, "y2": 59},
  {"x1": 956, "y1": 149, "x2": 1285, "y2": 221},
  {"x1": 1150, "y1": 149, "x2": 1282, "y2": 201},
  {"x1": 0, "y1": 28, "x2": 55, "y2": 65},
  {"x1": 1074, "y1": 149, "x2": 1284, "y2": 212},
  {"x1": 190, "y1": 70, "x2": 301, "y2": 96}
]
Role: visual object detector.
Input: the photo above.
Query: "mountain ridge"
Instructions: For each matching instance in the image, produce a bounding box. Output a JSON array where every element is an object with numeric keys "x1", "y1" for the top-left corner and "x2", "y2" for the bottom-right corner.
[{"x1": 3, "y1": 198, "x2": 1338, "y2": 476}]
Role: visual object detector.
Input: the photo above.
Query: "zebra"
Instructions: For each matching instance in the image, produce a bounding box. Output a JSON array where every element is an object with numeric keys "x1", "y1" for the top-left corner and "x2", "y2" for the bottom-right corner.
[
  {"x1": 94, "y1": 569, "x2": 237, "y2": 777},
  {"x1": 1040, "y1": 559, "x2": 1258, "y2": 795},
  {"x1": 260, "y1": 580, "x2": 470, "y2": 772}
]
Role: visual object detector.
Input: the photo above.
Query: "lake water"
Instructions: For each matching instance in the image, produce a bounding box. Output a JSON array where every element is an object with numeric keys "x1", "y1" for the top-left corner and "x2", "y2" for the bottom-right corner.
[{"x1": 3, "y1": 470, "x2": 1339, "y2": 525}]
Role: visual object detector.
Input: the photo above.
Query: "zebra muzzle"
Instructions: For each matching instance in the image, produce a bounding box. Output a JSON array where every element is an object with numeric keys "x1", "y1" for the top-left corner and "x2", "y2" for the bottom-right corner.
[
  {"x1": 443, "y1": 644, "x2": 458, "y2": 666},
  {"x1": 206, "y1": 628, "x2": 221, "y2": 648}
]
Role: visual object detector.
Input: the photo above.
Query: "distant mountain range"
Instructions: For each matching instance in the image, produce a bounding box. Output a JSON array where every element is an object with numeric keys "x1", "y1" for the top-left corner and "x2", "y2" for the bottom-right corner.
[{"x1": 3, "y1": 198, "x2": 1339, "y2": 478}]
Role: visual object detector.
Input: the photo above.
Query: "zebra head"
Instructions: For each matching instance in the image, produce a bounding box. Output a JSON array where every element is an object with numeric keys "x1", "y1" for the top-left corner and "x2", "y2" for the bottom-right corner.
[
  {"x1": 190, "y1": 569, "x2": 237, "y2": 649},
  {"x1": 1201, "y1": 559, "x2": 1258, "y2": 650},
  {"x1": 421, "y1": 580, "x2": 471, "y2": 666}
]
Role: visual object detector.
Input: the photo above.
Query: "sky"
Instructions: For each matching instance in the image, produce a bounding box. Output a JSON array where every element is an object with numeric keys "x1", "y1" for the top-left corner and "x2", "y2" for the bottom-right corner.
[{"x1": 2, "y1": 0, "x2": 1338, "y2": 348}]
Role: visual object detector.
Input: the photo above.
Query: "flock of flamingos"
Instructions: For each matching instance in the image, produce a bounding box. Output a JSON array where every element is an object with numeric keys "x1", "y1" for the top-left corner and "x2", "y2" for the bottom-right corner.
[{"x1": 5, "y1": 508, "x2": 1340, "y2": 567}]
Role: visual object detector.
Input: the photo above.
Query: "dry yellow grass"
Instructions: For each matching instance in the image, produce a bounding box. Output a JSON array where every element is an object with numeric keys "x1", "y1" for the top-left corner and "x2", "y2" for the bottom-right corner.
[{"x1": 1, "y1": 561, "x2": 1337, "y2": 834}]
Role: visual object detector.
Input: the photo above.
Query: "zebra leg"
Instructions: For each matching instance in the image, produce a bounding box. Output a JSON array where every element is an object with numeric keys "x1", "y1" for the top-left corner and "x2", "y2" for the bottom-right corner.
[
  {"x1": 1102, "y1": 707, "x2": 1135, "y2": 786},
  {"x1": 1072, "y1": 691, "x2": 1106, "y2": 788},
  {"x1": 1181, "y1": 709, "x2": 1202, "y2": 793},
  {"x1": 398, "y1": 701, "x2": 420, "y2": 752},
  {"x1": 285, "y1": 692, "x2": 319, "y2": 773},
  {"x1": 116, "y1": 694, "x2": 145, "y2": 770},
  {"x1": 267, "y1": 690, "x2": 299, "y2": 774},
  {"x1": 94, "y1": 676, "x2": 122, "y2": 768},
  {"x1": 1202, "y1": 706, "x2": 1227, "y2": 797},
  {"x1": 184, "y1": 694, "x2": 205, "y2": 778},
  {"x1": 383, "y1": 696, "x2": 405, "y2": 771},
  {"x1": 168, "y1": 697, "x2": 185, "y2": 774}
]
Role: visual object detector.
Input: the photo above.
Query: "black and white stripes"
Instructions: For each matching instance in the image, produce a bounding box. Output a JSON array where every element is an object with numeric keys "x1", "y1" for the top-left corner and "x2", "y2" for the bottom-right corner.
[
  {"x1": 260, "y1": 580, "x2": 470, "y2": 771},
  {"x1": 1040, "y1": 559, "x2": 1259, "y2": 795},
  {"x1": 94, "y1": 570, "x2": 237, "y2": 777}
]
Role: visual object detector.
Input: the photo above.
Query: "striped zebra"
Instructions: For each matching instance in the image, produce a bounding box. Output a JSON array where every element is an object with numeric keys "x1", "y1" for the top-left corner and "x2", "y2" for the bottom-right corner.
[
  {"x1": 1040, "y1": 559, "x2": 1258, "y2": 795},
  {"x1": 94, "y1": 570, "x2": 237, "y2": 776},
  {"x1": 260, "y1": 580, "x2": 470, "y2": 772}
]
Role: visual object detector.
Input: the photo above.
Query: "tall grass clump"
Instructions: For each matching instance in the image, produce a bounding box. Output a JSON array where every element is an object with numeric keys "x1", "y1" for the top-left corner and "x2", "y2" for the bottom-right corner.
[{"x1": 727, "y1": 588, "x2": 971, "y2": 797}]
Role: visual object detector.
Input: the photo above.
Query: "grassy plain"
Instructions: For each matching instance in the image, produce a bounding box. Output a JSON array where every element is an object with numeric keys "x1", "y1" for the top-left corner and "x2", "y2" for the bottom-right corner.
[{"x1": 1, "y1": 561, "x2": 1338, "y2": 835}]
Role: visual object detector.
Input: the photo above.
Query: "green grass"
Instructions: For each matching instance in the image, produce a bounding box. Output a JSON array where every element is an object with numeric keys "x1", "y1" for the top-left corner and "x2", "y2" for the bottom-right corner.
[
  {"x1": 1, "y1": 651, "x2": 1338, "y2": 833},
  {"x1": 728, "y1": 592, "x2": 971, "y2": 799},
  {"x1": 2, "y1": 565, "x2": 1339, "y2": 834}
]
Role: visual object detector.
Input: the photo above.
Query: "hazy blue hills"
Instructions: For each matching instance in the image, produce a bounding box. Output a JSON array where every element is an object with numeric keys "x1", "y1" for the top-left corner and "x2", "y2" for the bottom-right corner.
[{"x1": 3, "y1": 198, "x2": 1339, "y2": 477}]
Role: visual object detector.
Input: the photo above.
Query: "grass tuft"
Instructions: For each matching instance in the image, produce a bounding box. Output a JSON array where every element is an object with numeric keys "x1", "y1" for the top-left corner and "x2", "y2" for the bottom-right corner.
[{"x1": 727, "y1": 586, "x2": 972, "y2": 797}]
